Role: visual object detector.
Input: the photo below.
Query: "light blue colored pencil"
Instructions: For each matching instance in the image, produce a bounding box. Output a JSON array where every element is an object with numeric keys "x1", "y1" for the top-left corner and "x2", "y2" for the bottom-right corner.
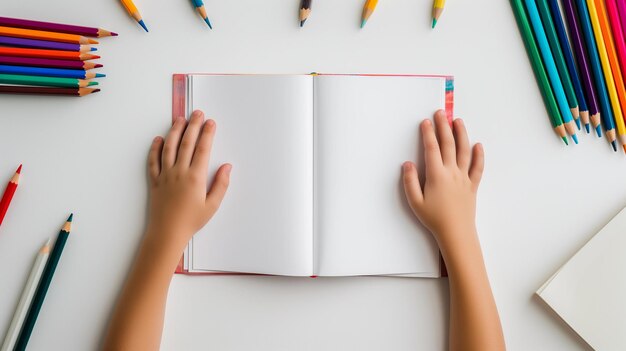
[
  {"x1": 525, "y1": 0, "x2": 579, "y2": 143},
  {"x1": 191, "y1": 0, "x2": 212, "y2": 28},
  {"x1": 0, "y1": 65, "x2": 105, "y2": 79}
]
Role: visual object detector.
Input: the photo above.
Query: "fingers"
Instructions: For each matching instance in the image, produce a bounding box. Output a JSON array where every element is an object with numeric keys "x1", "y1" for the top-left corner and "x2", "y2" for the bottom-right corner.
[
  {"x1": 205, "y1": 164, "x2": 232, "y2": 217},
  {"x1": 453, "y1": 119, "x2": 471, "y2": 171},
  {"x1": 434, "y1": 110, "x2": 456, "y2": 165},
  {"x1": 421, "y1": 119, "x2": 443, "y2": 173},
  {"x1": 402, "y1": 161, "x2": 423, "y2": 208},
  {"x1": 148, "y1": 136, "x2": 164, "y2": 184},
  {"x1": 177, "y1": 110, "x2": 205, "y2": 167},
  {"x1": 162, "y1": 117, "x2": 187, "y2": 170},
  {"x1": 191, "y1": 119, "x2": 216, "y2": 173},
  {"x1": 469, "y1": 143, "x2": 485, "y2": 189}
]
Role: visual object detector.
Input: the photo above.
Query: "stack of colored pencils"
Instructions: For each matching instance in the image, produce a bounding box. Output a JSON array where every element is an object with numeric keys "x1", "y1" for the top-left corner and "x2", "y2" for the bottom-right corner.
[
  {"x1": 0, "y1": 17, "x2": 116, "y2": 97},
  {"x1": 511, "y1": 0, "x2": 626, "y2": 153}
]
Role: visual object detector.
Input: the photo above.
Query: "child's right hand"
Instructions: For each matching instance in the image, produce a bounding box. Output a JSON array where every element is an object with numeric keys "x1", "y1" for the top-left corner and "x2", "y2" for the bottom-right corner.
[{"x1": 402, "y1": 110, "x2": 484, "y2": 250}]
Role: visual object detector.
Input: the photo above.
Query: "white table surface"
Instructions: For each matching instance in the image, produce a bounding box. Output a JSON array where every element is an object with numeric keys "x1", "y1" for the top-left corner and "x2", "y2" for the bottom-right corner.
[{"x1": 0, "y1": 0, "x2": 623, "y2": 350}]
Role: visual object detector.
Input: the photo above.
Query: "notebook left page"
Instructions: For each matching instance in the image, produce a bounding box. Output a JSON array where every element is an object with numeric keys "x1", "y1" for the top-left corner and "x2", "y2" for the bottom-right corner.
[{"x1": 184, "y1": 74, "x2": 314, "y2": 276}]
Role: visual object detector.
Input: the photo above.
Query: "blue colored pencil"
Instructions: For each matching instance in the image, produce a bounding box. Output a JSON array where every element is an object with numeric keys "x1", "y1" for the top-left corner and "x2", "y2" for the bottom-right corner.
[
  {"x1": 0, "y1": 65, "x2": 105, "y2": 79},
  {"x1": 548, "y1": 0, "x2": 590, "y2": 132},
  {"x1": 191, "y1": 0, "x2": 212, "y2": 28},
  {"x1": 525, "y1": 0, "x2": 579, "y2": 143},
  {"x1": 575, "y1": 0, "x2": 617, "y2": 144}
]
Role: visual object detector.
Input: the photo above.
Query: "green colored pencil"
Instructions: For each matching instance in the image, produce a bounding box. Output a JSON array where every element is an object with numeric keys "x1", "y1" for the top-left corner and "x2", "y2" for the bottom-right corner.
[
  {"x1": 536, "y1": 0, "x2": 580, "y2": 127},
  {"x1": 510, "y1": 0, "x2": 568, "y2": 144},
  {"x1": 14, "y1": 214, "x2": 73, "y2": 351},
  {"x1": 0, "y1": 74, "x2": 97, "y2": 88}
]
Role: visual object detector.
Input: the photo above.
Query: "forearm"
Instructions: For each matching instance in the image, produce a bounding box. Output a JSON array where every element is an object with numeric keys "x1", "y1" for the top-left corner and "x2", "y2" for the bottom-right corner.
[
  {"x1": 103, "y1": 230, "x2": 184, "y2": 351},
  {"x1": 439, "y1": 229, "x2": 505, "y2": 351}
]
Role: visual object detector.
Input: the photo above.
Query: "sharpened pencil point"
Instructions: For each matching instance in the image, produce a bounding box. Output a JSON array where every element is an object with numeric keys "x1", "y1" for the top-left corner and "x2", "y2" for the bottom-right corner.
[
  {"x1": 596, "y1": 125, "x2": 602, "y2": 137},
  {"x1": 138, "y1": 20, "x2": 149, "y2": 32},
  {"x1": 575, "y1": 118, "x2": 581, "y2": 130},
  {"x1": 93, "y1": 89, "x2": 101, "y2": 93},
  {"x1": 204, "y1": 17, "x2": 212, "y2": 29},
  {"x1": 95, "y1": 64, "x2": 103, "y2": 68},
  {"x1": 67, "y1": 213, "x2": 73, "y2": 222},
  {"x1": 361, "y1": 19, "x2": 367, "y2": 28},
  {"x1": 612, "y1": 140, "x2": 617, "y2": 151},
  {"x1": 87, "y1": 81, "x2": 99, "y2": 86},
  {"x1": 572, "y1": 134, "x2": 579, "y2": 144},
  {"x1": 432, "y1": 18, "x2": 437, "y2": 28},
  {"x1": 90, "y1": 47, "x2": 97, "y2": 52},
  {"x1": 300, "y1": 19, "x2": 306, "y2": 27},
  {"x1": 623, "y1": 144, "x2": 626, "y2": 154},
  {"x1": 111, "y1": 32, "x2": 118, "y2": 36},
  {"x1": 96, "y1": 73, "x2": 106, "y2": 78},
  {"x1": 561, "y1": 136, "x2": 569, "y2": 145},
  {"x1": 584, "y1": 123, "x2": 590, "y2": 133},
  {"x1": 16, "y1": 164, "x2": 22, "y2": 174}
]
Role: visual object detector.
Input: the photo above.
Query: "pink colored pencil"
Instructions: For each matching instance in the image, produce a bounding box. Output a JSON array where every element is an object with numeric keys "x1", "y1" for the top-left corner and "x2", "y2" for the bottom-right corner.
[
  {"x1": 607, "y1": 0, "x2": 626, "y2": 76},
  {"x1": 617, "y1": 0, "x2": 626, "y2": 38}
]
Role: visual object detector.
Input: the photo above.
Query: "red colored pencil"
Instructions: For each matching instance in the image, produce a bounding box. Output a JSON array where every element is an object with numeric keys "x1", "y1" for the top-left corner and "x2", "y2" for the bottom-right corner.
[
  {"x1": 0, "y1": 56, "x2": 102, "y2": 70},
  {"x1": 0, "y1": 47, "x2": 99, "y2": 61},
  {"x1": 0, "y1": 17, "x2": 117, "y2": 38},
  {"x1": 0, "y1": 164, "x2": 22, "y2": 227}
]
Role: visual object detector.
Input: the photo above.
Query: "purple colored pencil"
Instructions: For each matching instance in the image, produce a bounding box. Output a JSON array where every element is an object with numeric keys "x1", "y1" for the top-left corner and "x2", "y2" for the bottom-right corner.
[
  {"x1": 0, "y1": 36, "x2": 84, "y2": 51},
  {"x1": 617, "y1": 0, "x2": 626, "y2": 39},
  {"x1": 0, "y1": 17, "x2": 116, "y2": 38},
  {"x1": 562, "y1": 0, "x2": 600, "y2": 119},
  {"x1": 0, "y1": 55, "x2": 102, "y2": 70}
]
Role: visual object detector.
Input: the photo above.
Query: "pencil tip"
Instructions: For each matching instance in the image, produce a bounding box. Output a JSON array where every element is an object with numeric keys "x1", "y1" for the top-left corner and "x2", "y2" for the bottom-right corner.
[
  {"x1": 90, "y1": 47, "x2": 97, "y2": 52},
  {"x1": 67, "y1": 213, "x2": 73, "y2": 222},
  {"x1": 87, "y1": 81, "x2": 99, "y2": 86},
  {"x1": 596, "y1": 125, "x2": 602, "y2": 137},
  {"x1": 562, "y1": 136, "x2": 569, "y2": 145},
  {"x1": 572, "y1": 134, "x2": 579, "y2": 144},
  {"x1": 111, "y1": 32, "x2": 118, "y2": 36},
  {"x1": 612, "y1": 140, "x2": 617, "y2": 151},
  {"x1": 96, "y1": 73, "x2": 106, "y2": 78},
  {"x1": 432, "y1": 18, "x2": 437, "y2": 28},
  {"x1": 300, "y1": 19, "x2": 306, "y2": 27},
  {"x1": 88, "y1": 39, "x2": 99, "y2": 44},
  {"x1": 575, "y1": 118, "x2": 581, "y2": 130},
  {"x1": 584, "y1": 123, "x2": 590, "y2": 133},
  {"x1": 360, "y1": 19, "x2": 366, "y2": 28},
  {"x1": 16, "y1": 164, "x2": 22, "y2": 174},
  {"x1": 623, "y1": 144, "x2": 626, "y2": 154},
  {"x1": 95, "y1": 64, "x2": 103, "y2": 68},
  {"x1": 138, "y1": 20, "x2": 149, "y2": 32},
  {"x1": 93, "y1": 89, "x2": 101, "y2": 93}
]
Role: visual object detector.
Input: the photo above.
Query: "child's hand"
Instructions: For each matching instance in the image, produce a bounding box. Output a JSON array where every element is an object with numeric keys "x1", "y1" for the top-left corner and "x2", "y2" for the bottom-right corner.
[
  {"x1": 402, "y1": 110, "x2": 484, "y2": 250},
  {"x1": 146, "y1": 110, "x2": 231, "y2": 251}
]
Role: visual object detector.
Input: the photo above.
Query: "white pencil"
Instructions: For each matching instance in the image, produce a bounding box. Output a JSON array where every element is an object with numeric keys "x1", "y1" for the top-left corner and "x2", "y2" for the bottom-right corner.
[{"x1": 1, "y1": 239, "x2": 51, "y2": 351}]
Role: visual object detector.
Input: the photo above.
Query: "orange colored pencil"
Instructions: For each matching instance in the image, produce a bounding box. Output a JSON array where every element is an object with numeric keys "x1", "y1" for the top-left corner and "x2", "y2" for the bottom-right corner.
[
  {"x1": 0, "y1": 164, "x2": 21, "y2": 228},
  {"x1": 0, "y1": 26, "x2": 97, "y2": 45},
  {"x1": 360, "y1": 0, "x2": 379, "y2": 28},
  {"x1": 0, "y1": 47, "x2": 99, "y2": 61}
]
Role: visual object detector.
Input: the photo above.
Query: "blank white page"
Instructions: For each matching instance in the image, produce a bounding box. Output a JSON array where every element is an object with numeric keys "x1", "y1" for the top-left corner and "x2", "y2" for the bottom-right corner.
[
  {"x1": 314, "y1": 75, "x2": 443, "y2": 276},
  {"x1": 537, "y1": 207, "x2": 626, "y2": 350},
  {"x1": 189, "y1": 75, "x2": 313, "y2": 276}
]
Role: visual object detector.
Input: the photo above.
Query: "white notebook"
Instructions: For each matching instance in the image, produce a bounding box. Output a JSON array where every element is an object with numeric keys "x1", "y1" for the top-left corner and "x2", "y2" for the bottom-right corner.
[
  {"x1": 537, "y1": 206, "x2": 626, "y2": 350},
  {"x1": 172, "y1": 73, "x2": 453, "y2": 277}
]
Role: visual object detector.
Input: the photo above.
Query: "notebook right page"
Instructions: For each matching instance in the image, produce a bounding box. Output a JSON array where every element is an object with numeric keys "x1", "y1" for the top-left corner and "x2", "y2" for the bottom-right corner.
[{"x1": 314, "y1": 74, "x2": 444, "y2": 277}]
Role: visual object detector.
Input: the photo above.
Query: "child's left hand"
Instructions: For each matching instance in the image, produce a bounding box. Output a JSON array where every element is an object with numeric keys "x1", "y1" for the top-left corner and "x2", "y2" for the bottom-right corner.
[{"x1": 146, "y1": 110, "x2": 231, "y2": 252}]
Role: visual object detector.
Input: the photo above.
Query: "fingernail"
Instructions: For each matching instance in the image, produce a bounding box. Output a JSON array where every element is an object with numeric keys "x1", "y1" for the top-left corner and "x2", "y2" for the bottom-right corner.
[
  {"x1": 423, "y1": 119, "x2": 431, "y2": 126},
  {"x1": 402, "y1": 162, "x2": 412, "y2": 171},
  {"x1": 207, "y1": 119, "x2": 215, "y2": 127},
  {"x1": 224, "y1": 164, "x2": 232, "y2": 175},
  {"x1": 192, "y1": 110, "x2": 204, "y2": 118}
]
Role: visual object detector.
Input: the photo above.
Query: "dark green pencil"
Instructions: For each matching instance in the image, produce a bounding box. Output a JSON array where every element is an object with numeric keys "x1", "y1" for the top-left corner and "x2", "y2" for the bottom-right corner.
[
  {"x1": 14, "y1": 214, "x2": 73, "y2": 351},
  {"x1": 536, "y1": 0, "x2": 580, "y2": 128},
  {"x1": 511, "y1": 0, "x2": 568, "y2": 144}
]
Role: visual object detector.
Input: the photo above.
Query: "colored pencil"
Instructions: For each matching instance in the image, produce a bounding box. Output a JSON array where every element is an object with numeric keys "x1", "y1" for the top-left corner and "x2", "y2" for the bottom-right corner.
[
  {"x1": 586, "y1": 0, "x2": 620, "y2": 150},
  {"x1": 191, "y1": 0, "x2": 212, "y2": 29},
  {"x1": 0, "y1": 26, "x2": 97, "y2": 45},
  {"x1": 606, "y1": 0, "x2": 626, "y2": 87},
  {"x1": 592, "y1": 0, "x2": 626, "y2": 152},
  {"x1": 0, "y1": 164, "x2": 21, "y2": 228},
  {"x1": 0, "y1": 74, "x2": 98, "y2": 88},
  {"x1": 548, "y1": 0, "x2": 590, "y2": 131},
  {"x1": 562, "y1": 0, "x2": 602, "y2": 135},
  {"x1": 510, "y1": 0, "x2": 567, "y2": 144},
  {"x1": 0, "y1": 56, "x2": 102, "y2": 70},
  {"x1": 537, "y1": 0, "x2": 580, "y2": 128},
  {"x1": 14, "y1": 214, "x2": 73, "y2": 351},
  {"x1": 0, "y1": 36, "x2": 95, "y2": 52},
  {"x1": 360, "y1": 0, "x2": 379, "y2": 28},
  {"x1": 120, "y1": 0, "x2": 149, "y2": 32},
  {"x1": 0, "y1": 65, "x2": 105, "y2": 79},
  {"x1": 432, "y1": 0, "x2": 446, "y2": 28},
  {"x1": 575, "y1": 0, "x2": 616, "y2": 143},
  {"x1": 616, "y1": 0, "x2": 626, "y2": 38},
  {"x1": 0, "y1": 86, "x2": 101, "y2": 96},
  {"x1": 0, "y1": 47, "x2": 99, "y2": 61},
  {"x1": 0, "y1": 17, "x2": 116, "y2": 38},
  {"x1": 526, "y1": 0, "x2": 578, "y2": 143},
  {"x1": 300, "y1": 0, "x2": 312, "y2": 27},
  {"x1": 0, "y1": 239, "x2": 51, "y2": 351}
]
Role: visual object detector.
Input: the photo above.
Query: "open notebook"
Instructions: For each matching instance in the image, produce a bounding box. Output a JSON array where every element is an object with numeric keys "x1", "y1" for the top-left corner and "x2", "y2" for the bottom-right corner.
[
  {"x1": 537, "y1": 206, "x2": 626, "y2": 349},
  {"x1": 172, "y1": 73, "x2": 454, "y2": 277}
]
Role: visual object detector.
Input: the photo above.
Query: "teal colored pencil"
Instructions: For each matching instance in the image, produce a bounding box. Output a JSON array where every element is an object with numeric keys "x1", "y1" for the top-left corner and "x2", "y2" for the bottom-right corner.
[
  {"x1": 0, "y1": 74, "x2": 97, "y2": 88},
  {"x1": 191, "y1": 0, "x2": 212, "y2": 28},
  {"x1": 525, "y1": 0, "x2": 579, "y2": 143},
  {"x1": 14, "y1": 214, "x2": 73, "y2": 351}
]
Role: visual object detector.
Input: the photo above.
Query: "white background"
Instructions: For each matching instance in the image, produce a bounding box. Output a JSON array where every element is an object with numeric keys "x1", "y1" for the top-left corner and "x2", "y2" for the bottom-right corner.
[{"x1": 0, "y1": 0, "x2": 623, "y2": 350}]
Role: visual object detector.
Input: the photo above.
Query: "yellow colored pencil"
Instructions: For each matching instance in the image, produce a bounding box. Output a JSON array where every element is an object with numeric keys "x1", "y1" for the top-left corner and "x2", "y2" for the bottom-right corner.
[
  {"x1": 432, "y1": 0, "x2": 446, "y2": 28},
  {"x1": 360, "y1": 0, "x2": 379, "y2": 28},
  {"x1": 120, "y1": 0, "x2": 148, "y2": 32},
  {"x1": 587, "y1": 0, "x2": 621, "y2": 150}
]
